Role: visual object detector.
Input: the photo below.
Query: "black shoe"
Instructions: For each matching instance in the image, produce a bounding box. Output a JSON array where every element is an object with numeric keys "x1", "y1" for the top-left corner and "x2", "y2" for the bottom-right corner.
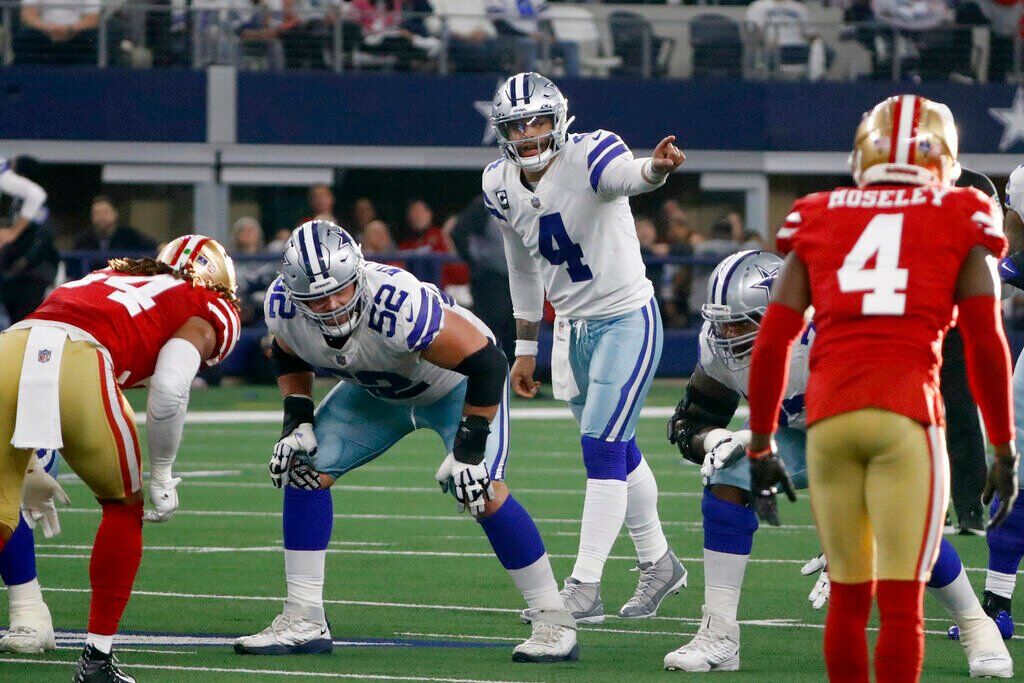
[
  {"x1": 958, "y1": 508, "x2": 986, "y2": 536},
  {"x1": 983, "y1": 590, "x2": 1013, "y2": 620},
  {"x1": 73, "y1": 644, "x2": 136, "y2": 683}
]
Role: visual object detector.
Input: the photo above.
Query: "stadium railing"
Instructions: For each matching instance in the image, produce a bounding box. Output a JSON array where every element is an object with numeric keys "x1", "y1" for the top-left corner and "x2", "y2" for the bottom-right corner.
[{"x1": 0, "y1": 2, "x2": 1011, "y2": 83}]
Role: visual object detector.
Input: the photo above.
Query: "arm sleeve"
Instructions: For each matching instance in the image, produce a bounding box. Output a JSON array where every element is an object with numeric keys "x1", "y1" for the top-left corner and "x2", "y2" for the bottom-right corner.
[
  {"x1": 0, "y1": 170, "x2": 47, "y2": 221},
  {"x1": 201, "y1": 294, "x2": 242, "y2": 366},
  {"x1": 775, "y1": 199, "x2": 808, "y2": 256},
  {"x1": 146, "y1": 338, "x2": 201, "y2": 480},
  {"x1": 957, "y1": 295, "x2": 1015, "y2": 445},
  {"x1": 500, "y1": 224, "x2": 544, "y2": 322},
  {"x1": 585, "y1": 131, "x2": 666, "y2": 198},
  {"x1": 747, "y1": 302, "x2": 807, "y2": 434},
  {"x1": 965, "y1": 191, "x2": 1009, "y2": 258}
]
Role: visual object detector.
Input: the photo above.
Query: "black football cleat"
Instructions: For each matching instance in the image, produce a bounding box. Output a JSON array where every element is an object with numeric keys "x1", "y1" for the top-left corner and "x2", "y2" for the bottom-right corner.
[{"x1": 73, "y1": 644, "x2": 136, "y2": 683}]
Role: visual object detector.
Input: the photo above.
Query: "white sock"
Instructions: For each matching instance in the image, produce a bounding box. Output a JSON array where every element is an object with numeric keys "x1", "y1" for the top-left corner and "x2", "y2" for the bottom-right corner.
[
  {"x1": 985, "y1": 569, "x2": 1017, "y2": 600},
  {"x1": 572, "y1": 478, "x2": 627, "y2": 583},
  {"x1": 7, "y1": 578, "x2": 44, "y2": 611},
  {"x1": 625, "y1": 457, "x2": 669, "y2": 564},
  {"x1": 509, "y1": 553, "x2": 564, "y2": 611},
  {"x1": 86, "y1": 633, "x2": 113, "y2": 654},
  {"x1": 285, "y1": 549, "x2": 326, "y2": 610},
  {"x1": 929, "y1": 568, "x2": 987, "y2": 625},
  {"x1": 704, "y1": 549, "x2": 748, "y2": 622}
]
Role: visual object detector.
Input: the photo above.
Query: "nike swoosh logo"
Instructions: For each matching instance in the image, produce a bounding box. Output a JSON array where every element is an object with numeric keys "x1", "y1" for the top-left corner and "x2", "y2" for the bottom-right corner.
[
  {"x1": 320, "y1": 628, "x2": 328, "y2": 636},
  {"x1": 1001, "y1": 261, "x2": 1015, "y2": 273},
  {"x1": 405, "y1": 309, "x2": 414, "y2": 322}
]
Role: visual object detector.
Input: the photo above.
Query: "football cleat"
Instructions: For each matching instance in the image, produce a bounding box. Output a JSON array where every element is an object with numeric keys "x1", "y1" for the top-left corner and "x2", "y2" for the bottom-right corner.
[
  {"x1": 234, "y1": 603, "x2": 332, "y2": 655},
  {"x1": 521, "y1": 577, "x2": 604, "y2": 625},
  {"x1": 664, "y1": 606, "x2": 740, "y2": 673},
  {"x1": 73, "y1": 644, "x2": 136, "y2": 683},
  {"x1": 619, "y1": 549, "x2": 688, "y2": 619},
  {"x1": 949, "y1": 592, "x2": 1015, "y2": 642},
  {"x1": 0, "y1": 602, "x2": 55, "y2": 653},
  {"x1": 512, "y1": 608, "x2": 579, "y2": 663},
  {"x1": 956, "y1": 613, "x2": 1014, "y2": 679}
]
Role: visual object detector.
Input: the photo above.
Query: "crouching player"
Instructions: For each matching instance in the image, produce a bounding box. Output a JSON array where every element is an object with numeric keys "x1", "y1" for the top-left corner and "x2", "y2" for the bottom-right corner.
[
  {"x1": 0, "y1": 235, "x2": 240, "y2": 682},
  {"x1": 666, "y1": 249, "x2": 1013, "y2": 676},
  {"x1": 234, "y1": 220, "x2": 578, "y2": 663}
]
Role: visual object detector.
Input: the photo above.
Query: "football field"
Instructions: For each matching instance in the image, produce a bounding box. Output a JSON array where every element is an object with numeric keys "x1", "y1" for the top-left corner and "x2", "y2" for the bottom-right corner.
[{"x1": 1, "y1": 380, "x2": 1018, "y2": 682}]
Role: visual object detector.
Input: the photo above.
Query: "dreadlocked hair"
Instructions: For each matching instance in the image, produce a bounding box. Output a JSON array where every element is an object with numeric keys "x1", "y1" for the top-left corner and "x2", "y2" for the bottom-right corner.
[{"x1": 107, "y1": 257, "x2": 241, "y2": 309}]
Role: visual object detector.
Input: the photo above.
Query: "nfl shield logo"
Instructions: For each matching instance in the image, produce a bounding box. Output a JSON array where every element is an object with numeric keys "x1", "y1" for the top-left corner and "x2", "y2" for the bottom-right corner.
[{"x1": 38, "y1": 349, "x2": 51, "y2": 363}]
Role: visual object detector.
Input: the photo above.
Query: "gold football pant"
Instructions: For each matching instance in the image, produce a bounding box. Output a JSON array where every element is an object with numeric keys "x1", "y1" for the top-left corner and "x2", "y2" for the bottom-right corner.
[
  {"x1": 807, "y1": 409, "x2": 948, "y2": 584},
  {"x1": 0, "y1": 329, "x2": 142, "y2": 532}
]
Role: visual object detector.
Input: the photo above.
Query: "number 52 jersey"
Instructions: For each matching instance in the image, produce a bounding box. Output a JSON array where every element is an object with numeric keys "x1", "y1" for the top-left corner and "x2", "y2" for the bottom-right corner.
[
  {"x1": 777, "y1": 183, "x2": 1007, "y2": 428},
  {"x1": 21, "y1": 269, "x2": 240, "y2": 388}
]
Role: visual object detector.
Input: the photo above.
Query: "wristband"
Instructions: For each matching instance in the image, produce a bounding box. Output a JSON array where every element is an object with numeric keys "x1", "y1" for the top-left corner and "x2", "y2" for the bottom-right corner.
[
  {"x1": 453, "y1": 415, "x2": 491, "y2": 465},
  {"x1": 282, "y1": 394, "x2": 315, "y2": 439},
  {"x1": 515, "y1": 339, "x2": 539, "y2": 357}
]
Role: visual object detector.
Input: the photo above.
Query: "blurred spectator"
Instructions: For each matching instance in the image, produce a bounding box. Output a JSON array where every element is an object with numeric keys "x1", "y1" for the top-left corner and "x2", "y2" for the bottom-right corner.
[
  {"x1": 746, "y1": 0, "x2": 828, "y2": 79},
  {"x1": 308, "y1": 184, "x2": 337, "y2": 222},
  {"x1": 266, "y1": 227, "x2": 293, "y2": 252},
  {"x1": 450, "y1": 195, "x2": 514, "y2": 361},
  {"x1": 635, "y1": 215, "x2": 670, "y2": 313},
  {"x1": 0, "y1": 156, "x2": 48, "y2": 250},
  {"x1": 351, "y1": 0, "x2": 442, "y2": 70},
  {"x1": 351, "y1": 197, "x2": 379, "y2": 234},
  {"x1": 75, "y1": 197, "x2": 157, "y2": 253},
  {"x1": 360, "y1": 219, "x2": 395, "y2": 255},
  {"x1": 398, "y1": 198, "x2": 469, "y2": 288},
  {"x1": 231, "y1": 216, "x2": 278, "y2": 324},
  {"x1": 0, "y1": 158, "x2": 57, "y2": 323},
  {"x1": 961, "y1": 0, "x2": 1021, "y2": 80},
  {"x1": 274, "y1": 0, "x2": 350, "y2": 70},
  {"x1": 688, "y1": 218, "x2": 743, "y2": 323},
  {"x1": 183, "y1": 0, "x2": 266, "y2": 67},
  {"x1": 486, "y1": 0, "x2": 579, "y2": 77},
  {"x1": 428, "y1": 0, "x2": 508, "y2": 73},
  {"x1": 14, "y1": 0, "x2": 107, "y2": 65}
]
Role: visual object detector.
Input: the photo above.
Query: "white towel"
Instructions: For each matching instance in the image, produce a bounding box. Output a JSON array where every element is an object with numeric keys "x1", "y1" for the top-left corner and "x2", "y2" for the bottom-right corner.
[
  {"x1": 11, "y1": 326, "x2": 68, "y2": 450},
  {"x1": 550, "y1": 317, "x2": 580, "y2": 401}
]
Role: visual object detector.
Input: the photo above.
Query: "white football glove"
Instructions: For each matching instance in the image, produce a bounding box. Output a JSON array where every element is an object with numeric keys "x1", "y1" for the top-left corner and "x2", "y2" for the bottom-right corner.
[
  {"x1": 143, "y1": 474, "x2": 182, "y2": 523},
  {"x1": 21, "y1": 460, "x2": 70, "y2": 538},
  {"x1": 801, "y1": 553, "x2": 830, "y2": 609},
  {"x1": 700, "y1": 429, "x2": 751, "y2": 481},
  {"x1": 270, "y1": 423, "x2": 318, "y2": 488},
  {"x1": 434, "y1": 453, "x2": 495, "y2": 516}
]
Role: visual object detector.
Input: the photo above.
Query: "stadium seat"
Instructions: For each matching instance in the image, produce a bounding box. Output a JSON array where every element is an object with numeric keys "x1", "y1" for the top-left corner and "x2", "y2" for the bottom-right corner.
[
  {"x1": 608, "y1": 10, "x2": 675, "y2": 79},
  {"x1": 689, "y1": 14, "x2": 744, "y2": 80},
  {"x1": 547, "y1": 6, "x2": 622, "y2": 78}
]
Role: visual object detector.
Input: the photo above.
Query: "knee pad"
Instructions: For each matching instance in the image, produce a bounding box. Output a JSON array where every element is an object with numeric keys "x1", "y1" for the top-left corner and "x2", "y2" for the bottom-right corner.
[
  {"x1": 702, "y1": 488, "x2": 758, "y2": 555},
  {"x1": 581, "y1": 436, "x2": 628, "y2": 481}
]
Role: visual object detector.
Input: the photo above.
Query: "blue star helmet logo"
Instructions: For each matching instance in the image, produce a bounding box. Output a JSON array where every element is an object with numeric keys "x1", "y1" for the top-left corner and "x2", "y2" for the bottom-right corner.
[{"x1": 750, "y1": 263, "x2": 780, "y2": 293}]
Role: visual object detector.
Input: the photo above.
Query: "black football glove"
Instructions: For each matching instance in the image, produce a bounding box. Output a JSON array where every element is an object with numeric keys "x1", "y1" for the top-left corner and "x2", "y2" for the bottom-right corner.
[
  {"x1": 748, "y1": 442, "x2": 797, "y2": 527},
  {"x1": 983, "y1": 447, "x2": 1020, "y2": 530}
]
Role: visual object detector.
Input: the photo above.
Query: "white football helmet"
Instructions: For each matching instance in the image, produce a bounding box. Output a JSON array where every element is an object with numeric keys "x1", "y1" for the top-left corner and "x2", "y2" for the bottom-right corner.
[
  {"x1": 490, "y1": 72, "x2": 574, "y2": 171},
  {"x1": 702, "y1": 250, "x2": 783, "y2": 368}
]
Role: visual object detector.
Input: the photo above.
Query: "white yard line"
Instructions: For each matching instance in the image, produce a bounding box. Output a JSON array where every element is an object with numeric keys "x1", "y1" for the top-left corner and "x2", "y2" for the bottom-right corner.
[{"x1": 0, "y1": 659, "x2": 529, "y2": 682}]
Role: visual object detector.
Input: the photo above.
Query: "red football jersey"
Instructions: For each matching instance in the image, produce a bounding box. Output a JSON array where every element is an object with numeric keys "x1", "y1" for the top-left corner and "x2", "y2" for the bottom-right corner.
[
  {"x1": 777, "y1": 183, "x2": 1006, "y2": 427},
  {"x1": 26, "y1": 269, "x2": 240, "y2": 388}
]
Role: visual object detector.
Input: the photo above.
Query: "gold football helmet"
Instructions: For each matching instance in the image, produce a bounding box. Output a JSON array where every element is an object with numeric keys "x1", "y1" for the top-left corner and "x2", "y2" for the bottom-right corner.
[
  {"x1": 157, "y1": 234, "x2": 237, "y2": 295},
  {"x1": 850, "y1": 95, "x2": 961, "y2": 187}
]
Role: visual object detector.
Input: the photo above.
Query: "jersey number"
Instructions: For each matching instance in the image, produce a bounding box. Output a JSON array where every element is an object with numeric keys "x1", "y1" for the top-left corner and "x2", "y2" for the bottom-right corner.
[
  {"x1": 368, "y1": 284, "x2": 409, "y2": 338},
  {"x1": 837, "y1": 214, "x2": 908, "y2": 316},
  {"x1": 63, "y1": 273, "x2": 184, "y2": 317},
  {"x1": 539, "y1": 213, "x2": 593, "y2": 283}
]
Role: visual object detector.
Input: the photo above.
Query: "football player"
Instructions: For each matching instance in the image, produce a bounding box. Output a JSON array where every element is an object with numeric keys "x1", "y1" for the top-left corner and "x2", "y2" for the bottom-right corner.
[
  {"x1": 665, "y1": 250, "x2": 1012, "y2": 676},
  {"x1": 483, "y1": 73, "x2": 687, "y2": 624},
  {"x1": 0, "y1": 235, "x2": 240, "y2": 682},
  {"x1": 234, "y1": 221, "x2": 578, "y2": 663},
  {"x1": 746, "y1": 95, "x2": 1018, "y2": 682},
  {"x1": 0, "y1": 448, "x2": 68, "y2": 653}
]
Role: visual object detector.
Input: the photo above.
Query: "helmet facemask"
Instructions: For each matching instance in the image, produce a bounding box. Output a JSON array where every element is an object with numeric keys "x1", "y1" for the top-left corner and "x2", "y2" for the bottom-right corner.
[
  {"x1": 702, "y1": 304, "x2": 764, "y2": 370},
  {"x1": 290, "y1": 267, "x2": 367, "y2": 339},
  {"x1": 494, "y1": 107, "x2": 573, "y2": 171}
]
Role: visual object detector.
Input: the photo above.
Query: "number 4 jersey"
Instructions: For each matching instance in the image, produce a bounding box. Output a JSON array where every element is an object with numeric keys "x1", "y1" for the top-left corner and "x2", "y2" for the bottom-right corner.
[
  {"x1": 266, "y1": 262, "x2": 494, "y2": 406},
  {"x1": 777, "y1": 183, "x2": 1007, "y2": 427},
  {"x1": 20, "y1": 269, "x2": 241, "y2": 388},
  {"x1": 481, "y1": 130, "x2": 659, "y2": 321}
]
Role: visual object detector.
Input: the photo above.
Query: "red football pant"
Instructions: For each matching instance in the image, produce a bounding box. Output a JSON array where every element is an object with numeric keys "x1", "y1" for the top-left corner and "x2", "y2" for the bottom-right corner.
[
  {"x1": 824, "y1": 581, "x2": 873, "y2": 683},
  {"x1": 88, "y1": 501, "x2": 143, "y2": 636}
]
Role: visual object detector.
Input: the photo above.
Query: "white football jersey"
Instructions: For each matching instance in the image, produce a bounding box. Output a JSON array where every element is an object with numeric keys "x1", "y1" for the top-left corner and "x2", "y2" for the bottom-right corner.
[
  {"x1": 266, "y1": 262, "x2": 492, "y2": 407},
  {"x1": 698, "y1": 322, "x2": 814, "y2": 430},
  {"x1": 482, "y1": 129, "x2": 660, "y2": 321}
]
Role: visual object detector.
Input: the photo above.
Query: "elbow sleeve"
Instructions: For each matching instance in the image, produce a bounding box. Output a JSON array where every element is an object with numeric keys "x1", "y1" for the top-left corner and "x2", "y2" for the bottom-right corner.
[
  {"x1": 747, "y1": 303, "x2": 806, "y2": 434},
  {"x1": 958, "y1": 296, "x2": 1014, "y2": 445},
  {"x1": 454, "y1": 340, "x2": 508, "y2": 408}
]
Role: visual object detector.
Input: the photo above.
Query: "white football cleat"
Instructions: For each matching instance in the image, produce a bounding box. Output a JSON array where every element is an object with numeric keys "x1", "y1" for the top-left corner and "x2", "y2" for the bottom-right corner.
[
  {"x1": 958, "y1": 615, "x2": 1013, "y2": 678},
  {"x1": 0, "y1": 602, "x2": 56, "y2": 653},
  {"x1": 664, "y1": 606, "x2": 740, "y2": 673},
  {"x1": 512, "y1": 608, "x2": 579, "y2": 663},
  {"x1": 233, "y1": 602, "x2": 332, "y2": 655}
]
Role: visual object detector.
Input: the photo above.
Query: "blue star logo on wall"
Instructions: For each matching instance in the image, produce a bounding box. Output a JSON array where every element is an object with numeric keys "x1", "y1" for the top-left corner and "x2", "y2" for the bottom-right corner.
[
  {"x1": 989, "y1": 87, "x2": 1024, "y2": 151},
  {"x1": 750, "y1": 263, "x2": 779, "y2": 293},
  {"x1": 474, "y1": 78, "x2": 506, "y2": 146}
]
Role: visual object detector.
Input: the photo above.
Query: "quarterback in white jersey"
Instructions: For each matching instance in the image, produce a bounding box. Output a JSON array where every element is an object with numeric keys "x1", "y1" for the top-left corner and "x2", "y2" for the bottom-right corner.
[
  {"x1": 483, "y1": 72, "x2": 687, "y2": 626},
  {"x1": 236, "y1": 220, "x2": 579, "y2": 663},
  {"x1": 664, "y1": 250, "x2": 1012, "y2": 676},
  {"x1": 0, "y1": 156, "x2": 47, "y2": 247}
]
